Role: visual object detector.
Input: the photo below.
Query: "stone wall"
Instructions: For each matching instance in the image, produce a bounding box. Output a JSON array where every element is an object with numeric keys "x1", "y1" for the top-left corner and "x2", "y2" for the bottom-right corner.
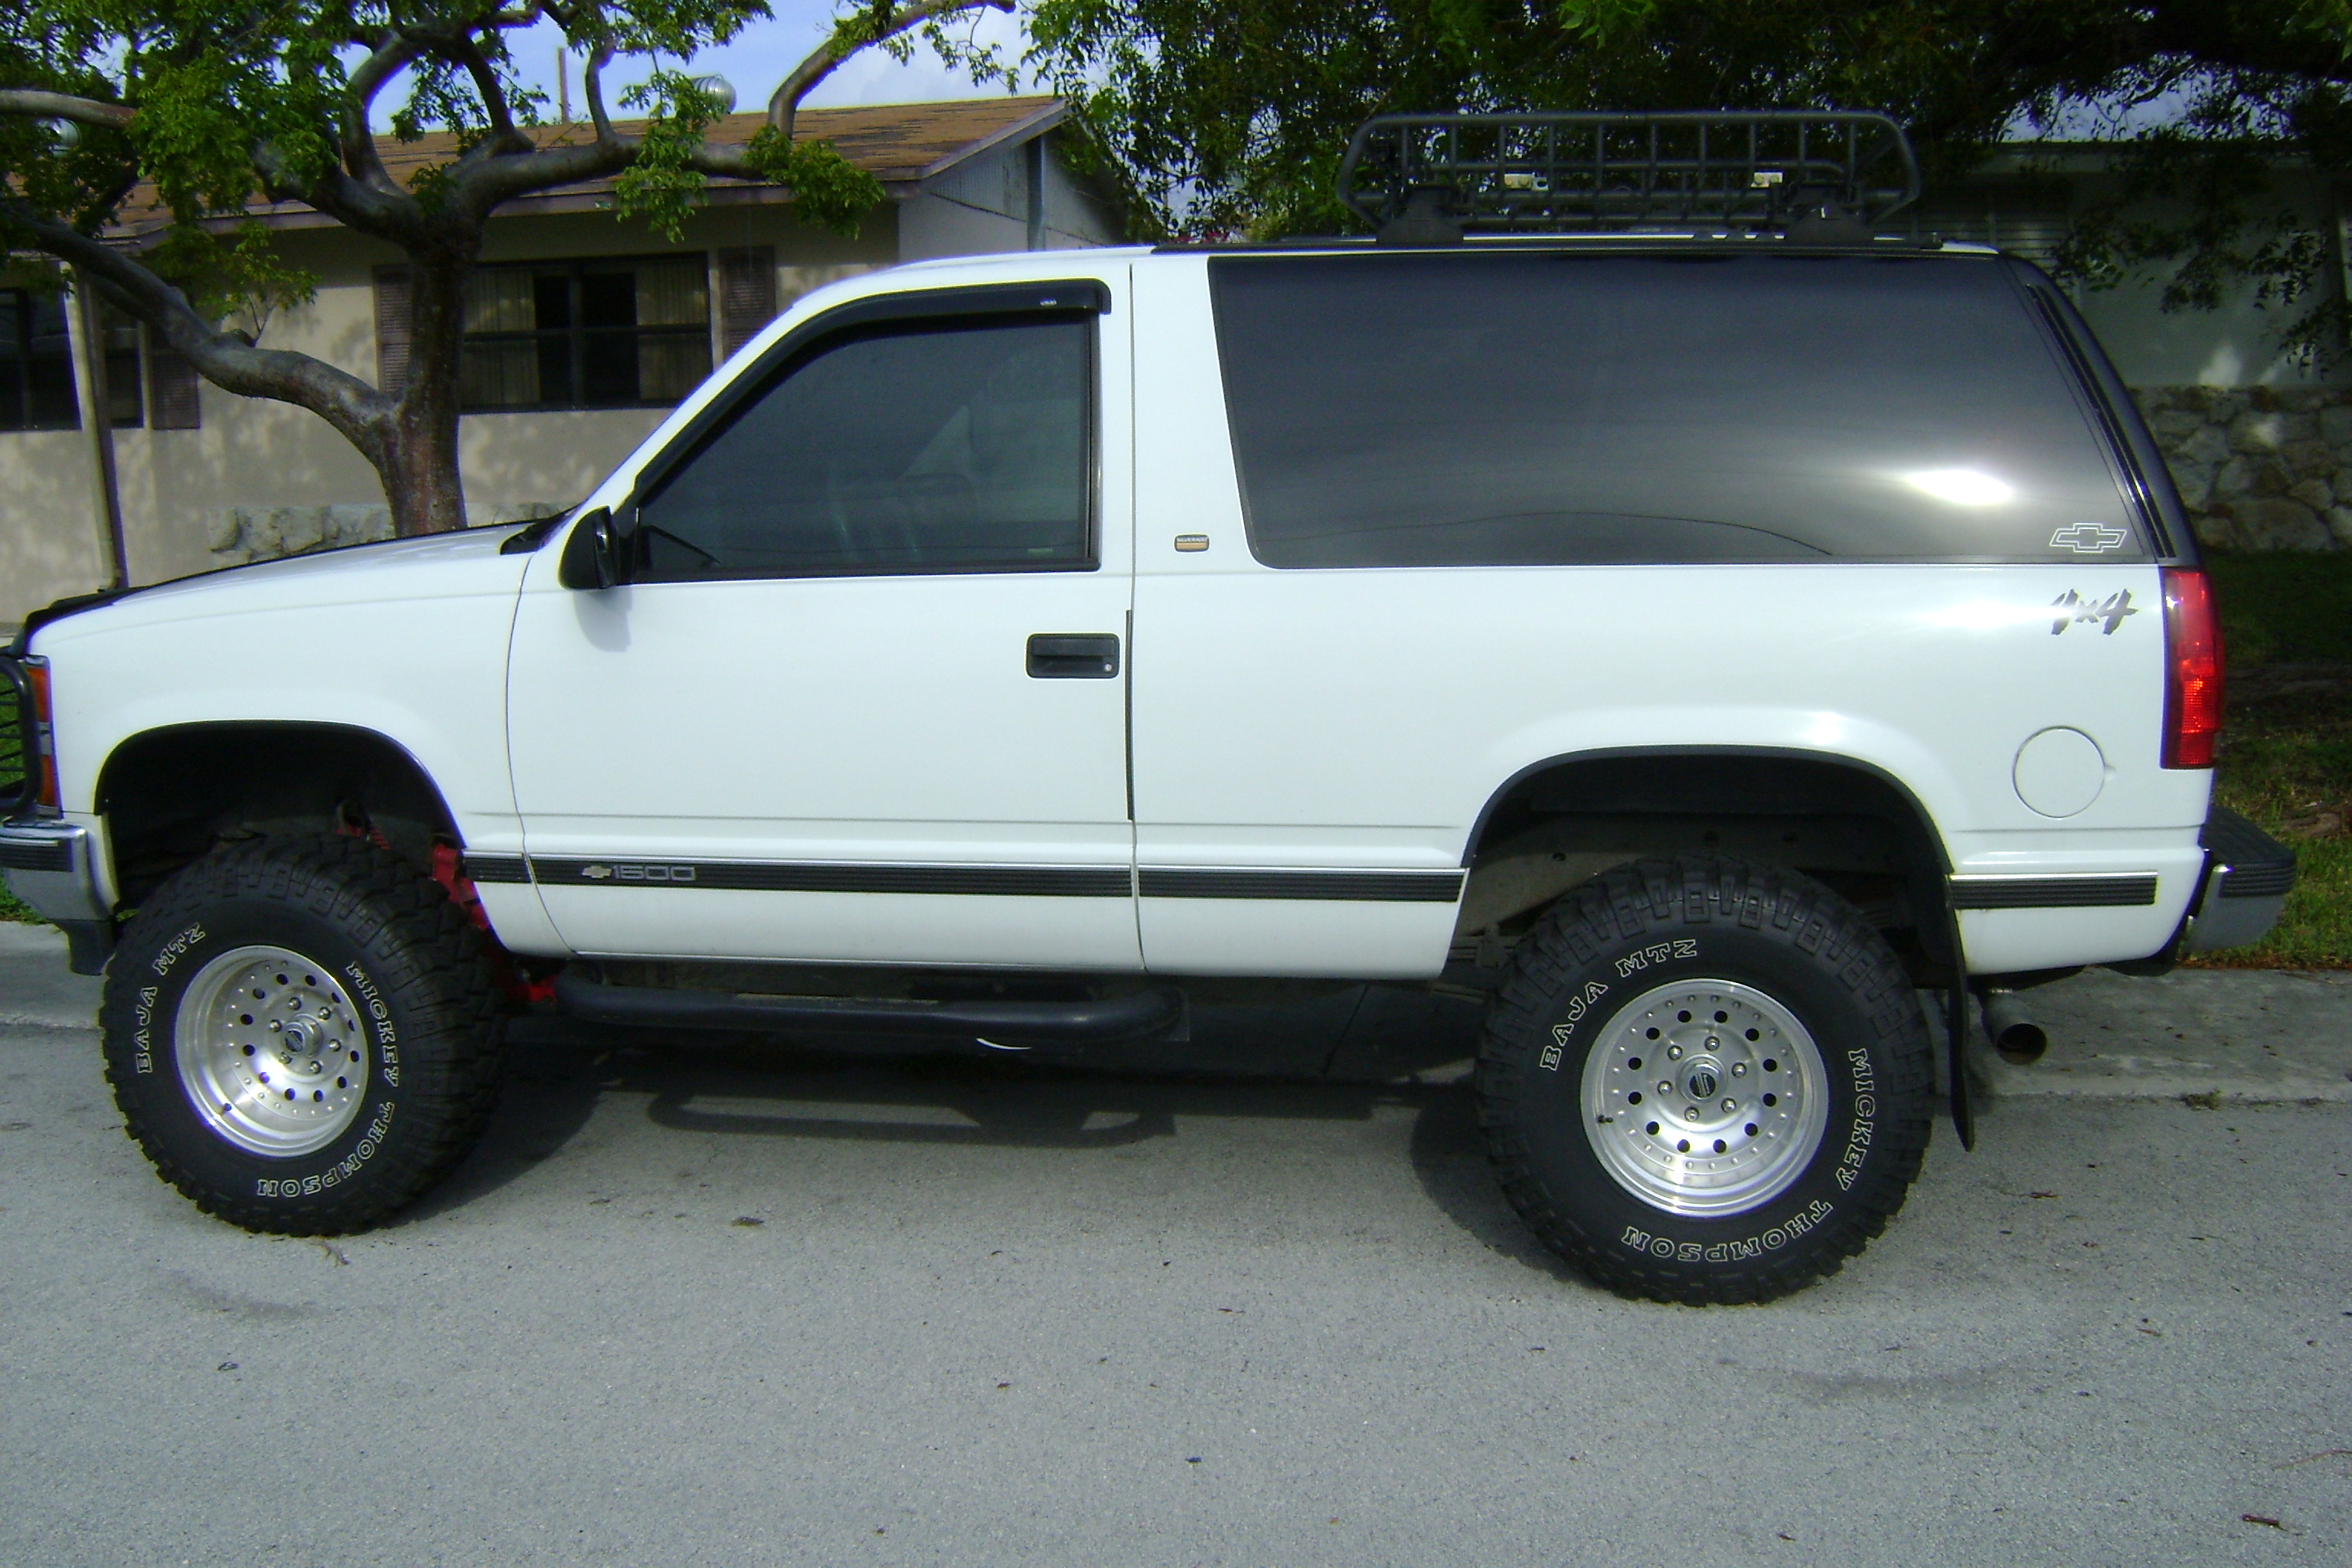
[
  {"x1": 2133, "y1": 386, "x2": 2352, "y2": 552},
  {"x1": 206, "y1": 501, "x2": 570, "y2": 567}
]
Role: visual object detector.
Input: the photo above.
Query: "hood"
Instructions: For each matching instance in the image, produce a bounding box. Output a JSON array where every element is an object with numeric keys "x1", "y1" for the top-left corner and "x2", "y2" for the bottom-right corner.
[{"x1": 19, "y1": 524, "x2": 545, "y2": 654}]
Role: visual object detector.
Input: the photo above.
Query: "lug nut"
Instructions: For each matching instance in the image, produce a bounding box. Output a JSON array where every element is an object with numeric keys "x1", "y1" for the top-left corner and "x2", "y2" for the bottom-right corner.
[
  {"x1": 1723, "y1": 1098, "x2": 1737, "y2": 1113},
  {"x1": 1667, "y1": 1044, "x2": 1683, "y2": 1061},
  {"x1": 1658, "y1": 1081, "x2": 1672, "y2": 1096},
  {"x1": 1732, "y1": 1062, "x2": 1747, "y2": 1076},
  {"x1": 1684, "y1": 1106, "x2": 1700, "y2": 1121}
]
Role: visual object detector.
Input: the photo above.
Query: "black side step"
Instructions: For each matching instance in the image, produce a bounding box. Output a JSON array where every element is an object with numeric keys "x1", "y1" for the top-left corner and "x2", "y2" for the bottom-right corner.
[{"x1": 553, "y1": 970, "x2": 1185, "y2": 1046}]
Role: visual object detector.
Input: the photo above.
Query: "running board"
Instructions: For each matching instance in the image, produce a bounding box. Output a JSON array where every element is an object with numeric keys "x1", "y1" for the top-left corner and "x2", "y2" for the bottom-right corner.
[{"x1": 552, "y1": 970, "x2": 1185, "y2": 1046}]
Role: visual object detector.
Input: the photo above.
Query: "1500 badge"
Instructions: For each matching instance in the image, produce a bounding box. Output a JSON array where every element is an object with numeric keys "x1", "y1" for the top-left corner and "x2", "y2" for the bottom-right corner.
[{"x1": 2050, "y1": 587, "x2": 2138, "y2": 635}]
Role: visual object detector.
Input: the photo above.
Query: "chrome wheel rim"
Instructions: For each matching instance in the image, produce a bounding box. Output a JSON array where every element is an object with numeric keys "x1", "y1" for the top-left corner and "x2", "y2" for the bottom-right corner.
[
  {"x1": 1579, "y1": 978, "x2": 1830, "y2": 1217},
  {"x1": 175, "y1": 945, "x2": 371, "y2": 1158}
]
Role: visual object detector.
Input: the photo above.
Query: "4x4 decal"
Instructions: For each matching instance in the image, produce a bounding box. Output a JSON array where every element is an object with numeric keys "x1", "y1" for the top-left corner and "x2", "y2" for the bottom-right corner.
[{"x1": 2050, "y1": 587, "x2": 2138, "y2": 636}]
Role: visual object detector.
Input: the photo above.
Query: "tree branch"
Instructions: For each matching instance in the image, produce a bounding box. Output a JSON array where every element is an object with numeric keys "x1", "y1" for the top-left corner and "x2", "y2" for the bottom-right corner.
[
  {"x1": 443, "y1": 31, "x2": 519, "y2": 140},
  {"x1": 0, "y1": 202, "x2": 393, "y2": 454},
  {"x1": 343, "y1": 31, "x2": 417, "y2": 194},
  {"x1": 765, "y1": 0, "x2": 1013, "y2": 142},
  {"x1": 583, "y1": 44, "x2": 618, "y2": 145},
  {"x1": 0, "y1": 89, "x2": 136, "y2": 129}
]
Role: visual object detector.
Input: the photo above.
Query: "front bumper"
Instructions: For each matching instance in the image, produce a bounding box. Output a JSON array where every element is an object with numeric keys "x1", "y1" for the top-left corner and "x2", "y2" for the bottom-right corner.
[
  {"x1": 1, "y1": 816, "x2": 115, "y2": 972},
  {"x1": 2180, "y1": 805, "x2": 2298, "y2": 954}
]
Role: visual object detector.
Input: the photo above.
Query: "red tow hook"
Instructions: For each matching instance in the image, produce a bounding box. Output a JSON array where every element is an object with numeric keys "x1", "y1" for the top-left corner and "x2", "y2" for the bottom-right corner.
[{"x1": 430, "y1": 841, "x2": 560, "y2": 1006}]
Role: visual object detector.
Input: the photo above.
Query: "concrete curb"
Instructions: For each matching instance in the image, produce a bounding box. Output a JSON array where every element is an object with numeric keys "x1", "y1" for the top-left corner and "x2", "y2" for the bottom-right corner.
[
  {"x1": 1966, "y1": 965, "x2": 2352, "y2": 1106},
  {"x1": 0, "y1": 925, "x2": 100, "y2": 1031}
]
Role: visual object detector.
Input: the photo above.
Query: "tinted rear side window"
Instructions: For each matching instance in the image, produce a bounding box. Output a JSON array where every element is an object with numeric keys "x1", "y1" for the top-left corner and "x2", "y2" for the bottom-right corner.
[{"x1": 1210, "y1": 253, "x2": 2144, "y2": 567}]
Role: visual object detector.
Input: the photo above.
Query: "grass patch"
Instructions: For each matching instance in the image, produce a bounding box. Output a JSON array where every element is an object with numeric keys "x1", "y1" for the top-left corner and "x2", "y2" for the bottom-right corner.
[{"x1": 2191, "y1": 552, "x2": 2352, "y2": 969}]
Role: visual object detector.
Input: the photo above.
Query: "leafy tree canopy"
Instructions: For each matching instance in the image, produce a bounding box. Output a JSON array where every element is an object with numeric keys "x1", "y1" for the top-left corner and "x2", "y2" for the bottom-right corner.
[
  {"x1": 0, "y1": 1, "x2": 1011, "y2": 538},
  {"x1": 1029, "y1": 0, "x2": 2352, "y2": 361}
]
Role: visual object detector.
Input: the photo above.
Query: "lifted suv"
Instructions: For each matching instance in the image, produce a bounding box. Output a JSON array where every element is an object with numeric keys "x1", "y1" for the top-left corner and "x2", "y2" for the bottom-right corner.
[{"x1": 0, "y1": 115, "x2": 2295, "y2": 1303}]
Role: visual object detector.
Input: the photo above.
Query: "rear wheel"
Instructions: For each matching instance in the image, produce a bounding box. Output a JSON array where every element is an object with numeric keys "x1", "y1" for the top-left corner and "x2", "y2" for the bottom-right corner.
[
  {"x1": 1478, "y1": 856, "x2": 1933, "y2": 1304},
  {"x1": 101, "y1": 835, "x2": 504, "y2": 1234}
]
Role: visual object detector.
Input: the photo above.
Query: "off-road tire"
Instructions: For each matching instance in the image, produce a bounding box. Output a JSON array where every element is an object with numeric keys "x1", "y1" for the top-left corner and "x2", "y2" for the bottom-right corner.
[
  {"x1": 100, "y1": 834, "x2": 504, "y2": 1234},
  {"x1": 1478, "y1": 855, "x2": 1932, "y2": 1305}
]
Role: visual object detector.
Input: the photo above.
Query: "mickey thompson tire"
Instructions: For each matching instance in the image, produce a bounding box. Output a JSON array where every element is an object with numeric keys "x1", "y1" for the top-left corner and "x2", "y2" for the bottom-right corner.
[
  {"x1": 1478, "y1": 857, "x2": 1933, "y2": 1305},
  {"x1": 100, "y1": 835, "x2": 505, "y2": 1235}
]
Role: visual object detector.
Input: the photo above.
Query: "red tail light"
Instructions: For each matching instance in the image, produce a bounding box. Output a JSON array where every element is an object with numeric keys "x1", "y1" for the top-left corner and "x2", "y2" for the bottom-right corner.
[{"x1": 2161, "y1": 568, "x2": 2223, "y2": 769}]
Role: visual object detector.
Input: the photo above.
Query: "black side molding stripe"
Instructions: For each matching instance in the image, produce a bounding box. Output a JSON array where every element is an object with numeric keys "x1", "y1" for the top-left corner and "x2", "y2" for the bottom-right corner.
[
  {"x1": 528, "y1": 858, "x2": 1132, "y2": 897},
  {"x1": 1138, "y1": 867, "x2": 1465, "y2": 903},
  {"x1": 460, "y1": 854, "x2": 531, "y2": 885},
  {"x1": 1948, "y1": 875, "x2": 2158, "y2": 910}
]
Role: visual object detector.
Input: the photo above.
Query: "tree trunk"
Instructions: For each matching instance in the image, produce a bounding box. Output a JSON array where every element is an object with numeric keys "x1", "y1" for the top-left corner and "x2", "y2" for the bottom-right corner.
[{"x1": 378, "y1": 252, "x2": 472, "y2": 535}]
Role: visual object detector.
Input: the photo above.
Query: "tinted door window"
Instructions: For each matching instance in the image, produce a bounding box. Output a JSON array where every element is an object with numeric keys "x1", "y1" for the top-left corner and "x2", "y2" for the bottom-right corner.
[
  {"x1": 635, "y1": 317, "x2": 1093, "y2": 580},
  {"x1": 1210, "y1": 253, "x2": 2144, "y2": 567}
]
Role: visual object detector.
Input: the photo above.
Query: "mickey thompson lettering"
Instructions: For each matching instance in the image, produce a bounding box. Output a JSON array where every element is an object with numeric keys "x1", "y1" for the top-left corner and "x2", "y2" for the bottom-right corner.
[
  {"x1": 255, "y1": 1101, "x2": 394, "y2": 1197},
  {"x1": 1620, "y1": 1198, "x2": 1834, "y2": 1263},
  {"x1": 1835, "y1": 1046, "x2": 1877, "y2": 1191},
  {"x1": 341, "y1": 961, "x2": 400, "y2": 1086}
]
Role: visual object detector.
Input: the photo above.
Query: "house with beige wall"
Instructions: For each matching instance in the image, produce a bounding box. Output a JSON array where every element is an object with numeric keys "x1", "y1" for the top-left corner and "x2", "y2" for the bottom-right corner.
[{"x1": 1, "y1": 96, "x2": 1117, "y2": 626}]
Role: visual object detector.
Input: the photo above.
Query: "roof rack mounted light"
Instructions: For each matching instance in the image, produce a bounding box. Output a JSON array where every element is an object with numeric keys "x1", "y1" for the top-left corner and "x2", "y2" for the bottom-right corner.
[{"x1": 1336, "y1": 110, "x2": 1920, "y2": 242}]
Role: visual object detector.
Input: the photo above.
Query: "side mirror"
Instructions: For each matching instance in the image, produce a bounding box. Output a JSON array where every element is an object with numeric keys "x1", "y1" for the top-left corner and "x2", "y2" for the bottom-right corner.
[{"x1": 557, "y1": 506, "x2": 622, "y2": 590}]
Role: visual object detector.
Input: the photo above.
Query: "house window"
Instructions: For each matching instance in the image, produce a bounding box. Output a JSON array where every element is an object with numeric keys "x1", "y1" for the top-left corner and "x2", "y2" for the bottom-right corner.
[
  {"x1": 0, "y1": 290, "x2": 81, "y2": 431},
  {"x1": 461, "y1": 255, "x2": 711, "y2": 412}
]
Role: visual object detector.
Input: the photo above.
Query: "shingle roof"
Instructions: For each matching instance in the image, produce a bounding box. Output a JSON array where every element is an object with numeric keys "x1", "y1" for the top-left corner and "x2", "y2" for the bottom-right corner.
[{"x1": 113, "y1": 95, "x2": 1065, "y2": 236}]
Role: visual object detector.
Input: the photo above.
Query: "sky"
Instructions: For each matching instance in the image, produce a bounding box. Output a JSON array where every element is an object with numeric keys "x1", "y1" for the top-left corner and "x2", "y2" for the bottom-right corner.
[{"x1": 392, "y1": 2, "x2": 1033, "y2": 129}]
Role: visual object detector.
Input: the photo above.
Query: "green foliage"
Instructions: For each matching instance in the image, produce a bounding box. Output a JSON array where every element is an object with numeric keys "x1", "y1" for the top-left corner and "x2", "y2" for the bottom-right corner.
[
  {"x1": 145, "y1": 221, "x2": 317, "y2": 341},
  {"x1": 1029, "y1": 0, "x2": 2352, "y2": 351},
  {"x1": 2197, "y1": 553, "x2": 2352, "y2": 969},
  {"x1": 746, "y1": 126, "x2": 885, "y2": 236},
  {"x1": 612, "y1": 69, "x2": 731, "y2": 243}
]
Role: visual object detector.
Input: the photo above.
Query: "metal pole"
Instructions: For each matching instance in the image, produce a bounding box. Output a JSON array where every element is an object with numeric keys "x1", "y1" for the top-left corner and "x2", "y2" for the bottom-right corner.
[{"x1": 67, "y1": 270, "x2": 129, "y2": 592}]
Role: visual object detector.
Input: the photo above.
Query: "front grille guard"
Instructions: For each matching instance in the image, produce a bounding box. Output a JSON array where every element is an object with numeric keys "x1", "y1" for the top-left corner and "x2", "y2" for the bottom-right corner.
[{"x1": 1337, "y1": 110, "x2": 1921, "y2": 235}]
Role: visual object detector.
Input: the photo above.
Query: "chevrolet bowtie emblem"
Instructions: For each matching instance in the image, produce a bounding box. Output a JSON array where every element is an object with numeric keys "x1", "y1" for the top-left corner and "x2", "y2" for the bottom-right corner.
[
  {"x1": 580, "y1": 864, "x2": 613, "y2": 880},
  {"x1": 2049, "y1": 521, "x2": 2128, "y2": 554}
]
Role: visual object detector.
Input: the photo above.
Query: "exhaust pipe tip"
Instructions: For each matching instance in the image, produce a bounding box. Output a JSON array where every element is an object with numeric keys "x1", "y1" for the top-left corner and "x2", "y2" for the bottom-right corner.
[{"x1": 1979, "y1": 991, "x2": 2048, "y2": 1066}]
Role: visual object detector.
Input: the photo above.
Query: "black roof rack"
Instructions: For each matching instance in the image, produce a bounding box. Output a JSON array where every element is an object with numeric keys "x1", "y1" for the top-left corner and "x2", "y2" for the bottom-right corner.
[{"x1": 1337, "y1": 111, "x2": 1920, "y2": 241}]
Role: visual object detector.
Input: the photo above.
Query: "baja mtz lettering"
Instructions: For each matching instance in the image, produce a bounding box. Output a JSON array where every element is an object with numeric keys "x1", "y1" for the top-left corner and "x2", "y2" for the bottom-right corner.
[
  {"x1": 1615, "y1": 939, "x2": 1698, "y2": 978},
  {"x1": 149, "y1": 923, "x2": 206, "y2": 977},
  {"x1": 1544, "y1": 982, "x2": 1612, "y2": 1068},
  {"x1": 131, "y1": 984, "x2": 159, "y2": 1074}
]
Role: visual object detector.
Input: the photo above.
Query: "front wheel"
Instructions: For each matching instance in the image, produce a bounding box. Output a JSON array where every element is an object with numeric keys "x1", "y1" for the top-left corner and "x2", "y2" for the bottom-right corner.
[
  {"x1": 1478, "y1": 857, "x2": 1933, "y2": 1305},
  {"x1": 101, "y1": 835, "x2": 505, "y2": 1234}
]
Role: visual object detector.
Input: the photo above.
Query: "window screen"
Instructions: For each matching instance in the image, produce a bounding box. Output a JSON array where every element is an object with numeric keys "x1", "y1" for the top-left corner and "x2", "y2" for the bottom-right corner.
[
  {"x1": 633, "y1": 316, "x2": 1093, "y2": 580},
  {"x1": 1210, "y1": 253, "x2": 2145, "y2": 567}
]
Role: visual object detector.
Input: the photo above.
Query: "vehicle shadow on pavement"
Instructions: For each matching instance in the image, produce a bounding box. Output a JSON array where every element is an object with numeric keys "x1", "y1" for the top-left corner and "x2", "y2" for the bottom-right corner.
[{"x1": 402, "y1": 991, "x2": 1584, "y2": 1286}]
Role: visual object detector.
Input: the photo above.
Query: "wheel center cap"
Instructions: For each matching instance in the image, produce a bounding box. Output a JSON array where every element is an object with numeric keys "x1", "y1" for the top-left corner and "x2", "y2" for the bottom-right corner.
[{"x1": 1684, "y1": 1064, "x2": 1720, "y2": 1100}]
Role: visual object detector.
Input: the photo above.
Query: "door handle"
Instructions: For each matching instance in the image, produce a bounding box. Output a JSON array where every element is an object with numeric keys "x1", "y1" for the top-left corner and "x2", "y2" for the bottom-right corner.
[{"x1": 1027, "y1": 633, "x2": 1121, "y2": 679}]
